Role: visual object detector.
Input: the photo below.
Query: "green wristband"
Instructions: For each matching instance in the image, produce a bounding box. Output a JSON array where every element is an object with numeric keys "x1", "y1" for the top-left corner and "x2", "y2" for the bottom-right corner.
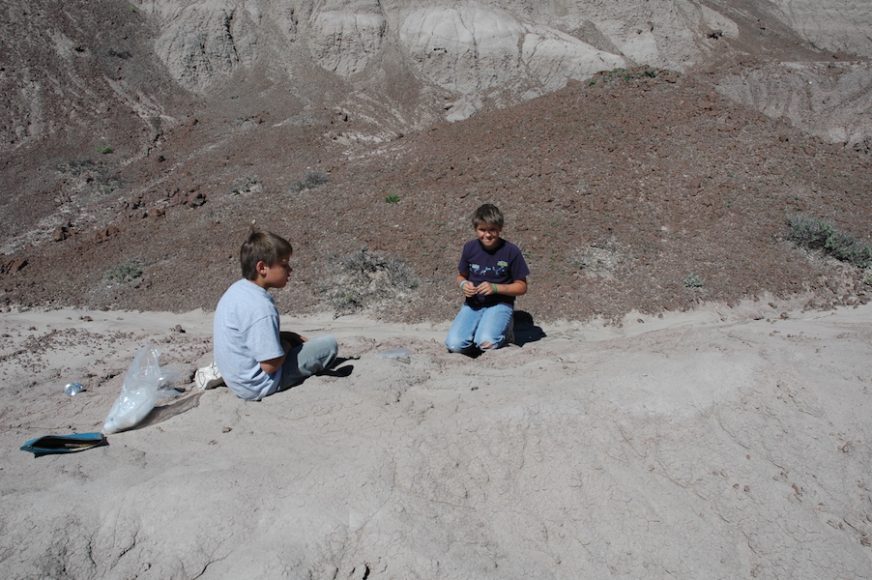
[{"x1": 491, "y1": 283, "x2": 498, "y2": 294}]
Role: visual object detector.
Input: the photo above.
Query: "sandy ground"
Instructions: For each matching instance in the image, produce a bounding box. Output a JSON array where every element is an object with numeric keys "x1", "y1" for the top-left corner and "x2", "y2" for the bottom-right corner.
[{"x1": 1, "y1": 301, "x2": 871, "y2": 579}]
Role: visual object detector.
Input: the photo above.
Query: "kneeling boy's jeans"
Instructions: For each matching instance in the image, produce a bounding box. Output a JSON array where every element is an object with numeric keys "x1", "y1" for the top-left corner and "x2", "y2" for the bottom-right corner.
[{"x1": 445, "y1": 303, "x2": 513, "y2": 353}]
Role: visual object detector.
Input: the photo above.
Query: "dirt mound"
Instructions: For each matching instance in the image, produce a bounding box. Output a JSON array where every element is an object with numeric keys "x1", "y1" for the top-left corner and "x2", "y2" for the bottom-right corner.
[{"x1": 2, "y1": 68, "x2": 870, "y2": 322}]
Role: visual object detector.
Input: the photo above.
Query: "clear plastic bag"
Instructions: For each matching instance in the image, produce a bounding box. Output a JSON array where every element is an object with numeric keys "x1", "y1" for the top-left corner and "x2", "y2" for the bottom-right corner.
[
  {"x1": 102, "y1": 342, "x2": 164, "y2": 434},
  {"x1": 156, "y1": 365, "x2": 187, "y2": 401}
]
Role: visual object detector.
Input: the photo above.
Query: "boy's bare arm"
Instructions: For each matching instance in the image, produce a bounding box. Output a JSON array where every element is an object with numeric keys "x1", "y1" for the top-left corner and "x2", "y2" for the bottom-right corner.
[
  {"x1": 260, "y1": 355, "x2": 284, "y2": 375},
  {"x1": 257, "y1": 331, "x2": 315, "y2": 374},
  {"x1": 261, "y1": 329, "x2": 311, "y2": 374}
]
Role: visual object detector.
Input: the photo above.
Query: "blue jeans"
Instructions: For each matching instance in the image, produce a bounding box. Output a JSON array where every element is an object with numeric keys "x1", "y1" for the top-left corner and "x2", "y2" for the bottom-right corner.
[
  {"x1": 277, "y1": 335, "x2": 338, "y2": 391},
  {"x1": 445, "y1": 303, "x2": 513, "y2": 353}
]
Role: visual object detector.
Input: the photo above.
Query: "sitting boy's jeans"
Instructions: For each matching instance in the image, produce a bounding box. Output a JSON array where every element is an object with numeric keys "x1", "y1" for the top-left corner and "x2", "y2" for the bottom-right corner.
[
  {"x1": 277, "y1": 335, "x2": 338, "y2": 391},
  {"x1": 445, "y1": 303, "x2": 513, "y2": 353}
]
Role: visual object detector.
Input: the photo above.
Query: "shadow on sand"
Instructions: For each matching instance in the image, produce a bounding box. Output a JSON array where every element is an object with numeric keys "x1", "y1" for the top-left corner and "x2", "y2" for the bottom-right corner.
[
  {"x1": 512, "y1": 310, "x2": 546, "y2": 346},
  {"x1": 139, "y1": 389, "x2": 203, "y2": 429}
]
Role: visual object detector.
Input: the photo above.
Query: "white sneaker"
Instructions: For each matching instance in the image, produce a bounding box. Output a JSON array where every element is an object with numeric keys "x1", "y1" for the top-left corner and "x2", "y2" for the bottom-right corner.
[{"x1": 195, "y1": 362, "x2": 224, "y2": 390}]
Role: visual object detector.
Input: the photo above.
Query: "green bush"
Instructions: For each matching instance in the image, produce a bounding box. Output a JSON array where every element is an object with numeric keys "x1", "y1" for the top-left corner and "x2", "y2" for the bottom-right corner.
[
  {"x1": 825, "y1": 232, "x2": 872, "y2": 268},
  {"x1": 106, "y1": 260, "x2": 143, "y2": 284},
  {"x1": 683, "y1": 273, "x2": 704, "y2": 288},
  {"x1": 323, "y1": 249, "x2": 418, "y2": 315},
  {"x1": 288, "y1": 171, "x2": 328, "y2": 193},
  {"x1": 787, "y1": 215, "x2": 872, "y2": 268},
  {"x1": 385, "y1": 194, "x2": 400, "y2": 204},
  {"x1": 786, "y1": 216, "x2": 834, "y2": 250}
]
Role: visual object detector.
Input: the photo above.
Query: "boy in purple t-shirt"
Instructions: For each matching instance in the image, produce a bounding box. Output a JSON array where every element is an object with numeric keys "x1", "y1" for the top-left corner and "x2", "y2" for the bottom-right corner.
[{"x1": 445, "y1": 204, "x2": 530, "y2": 354}]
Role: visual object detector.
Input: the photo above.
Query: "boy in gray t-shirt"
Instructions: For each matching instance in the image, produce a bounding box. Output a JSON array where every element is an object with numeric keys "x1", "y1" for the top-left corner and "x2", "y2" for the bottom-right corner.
[{"x1": 213, "y1": 229, "x2": 338, "y2": 401}]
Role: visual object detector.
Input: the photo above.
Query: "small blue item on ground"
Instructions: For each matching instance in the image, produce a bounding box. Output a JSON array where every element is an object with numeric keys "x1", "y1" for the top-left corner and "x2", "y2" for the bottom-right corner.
[{"x1": 20, "y1": 432, "x2": 108, "y2": 457}]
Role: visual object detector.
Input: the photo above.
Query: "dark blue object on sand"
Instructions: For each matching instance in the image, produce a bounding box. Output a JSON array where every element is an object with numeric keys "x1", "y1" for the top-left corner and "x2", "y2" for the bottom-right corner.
[{"x1": 20, "y1": 433, "x2": 108, "y2": 457}]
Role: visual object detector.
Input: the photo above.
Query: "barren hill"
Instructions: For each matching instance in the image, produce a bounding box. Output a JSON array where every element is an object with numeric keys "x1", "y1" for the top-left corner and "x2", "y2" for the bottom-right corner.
[{"x1": 1, "y1": 0, "x2": 871, "y2": 321}]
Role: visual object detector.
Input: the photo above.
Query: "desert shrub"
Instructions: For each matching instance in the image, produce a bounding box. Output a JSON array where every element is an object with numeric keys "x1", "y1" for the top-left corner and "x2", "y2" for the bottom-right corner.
[
  {"x1": 56, "y1": 159, "x2": 120, "y2": 196},
  {"x1": 824, "y1": 232, "x2": 872, "y2": 268},
  {"x1": 788, "y1": 215, "x2": 872, "y2": 268},
  {"x1": 98, "y1": 146, "x2": 114, "y2": 155},
  {"x1": 787, "y1": 216, "x2": 834, "y2": 250},
  {"x1": 230, "y1": 176, "x2": 262, "y2": 196},
  {"x1": 590, "y1": 67, "x2": 659, "y2": 86},
  {"x1": 385, "y1": 194, "x2": 400, "y2": 204},
  {"x1": 322, "y1": 249, "x2": 418, "y2": 315},
  {"x1": 106, "y1": 260, "x2": 143, "y2": 284},
  {"x1": 288, "y1": 171, "x2": 328, "y2": 193},
  {"x1": 863, "y1": 270, "x2": 872, "y2": 286},
  {"x1": 57, "y1": 159, "x2": 96, "y2": 176},
  {"x1": 571, "y1": 241, "x2": 625, "y2": 278},
  {"x1": 683, "y1": 273, "x2": 704, "y2": 288}
]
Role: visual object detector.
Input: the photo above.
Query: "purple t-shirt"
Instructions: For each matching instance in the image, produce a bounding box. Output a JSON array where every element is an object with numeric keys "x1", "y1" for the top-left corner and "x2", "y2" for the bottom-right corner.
[{"x1": 458, "y1": 238, "x2": 530, "y2": 307}]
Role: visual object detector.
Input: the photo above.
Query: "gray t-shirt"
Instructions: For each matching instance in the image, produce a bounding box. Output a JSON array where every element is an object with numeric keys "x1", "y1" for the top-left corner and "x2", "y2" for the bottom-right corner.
[{"x1": 213, "y1": 279, "x2": 284, "y2": 400}]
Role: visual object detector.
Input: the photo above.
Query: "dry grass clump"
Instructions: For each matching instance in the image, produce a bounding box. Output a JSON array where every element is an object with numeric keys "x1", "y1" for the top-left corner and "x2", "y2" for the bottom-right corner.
[
  {"x1": 787, "y1": 216, "x2": 872, "y2": 269},
  {"x1": 322, "y1": 249, "x2": 419, "y2": 316}
]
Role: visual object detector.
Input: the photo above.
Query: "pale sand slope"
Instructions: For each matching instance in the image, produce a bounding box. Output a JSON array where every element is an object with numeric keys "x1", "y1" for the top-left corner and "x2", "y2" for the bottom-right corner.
[{"x1": 1, "y1": 302, "x2": 871, "y2": 579}]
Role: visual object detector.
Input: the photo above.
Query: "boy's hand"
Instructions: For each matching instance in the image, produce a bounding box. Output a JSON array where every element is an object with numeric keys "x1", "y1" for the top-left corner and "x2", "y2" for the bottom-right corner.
[
  {"x1": 460, "y1": 280, "x2": 476, "y2": 297},
  {"x1": 475, "y1": 282, "x2": 496, "y2": 296}
]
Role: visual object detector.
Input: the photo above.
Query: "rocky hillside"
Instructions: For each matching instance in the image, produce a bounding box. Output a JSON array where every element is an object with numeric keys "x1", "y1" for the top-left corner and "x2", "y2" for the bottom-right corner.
[
  {"x1": 1, "y1": 0, "x2": 871, "y2": 321},
  {"x1": 4, "y1": 0, "x2": 871, "y2": 152}
]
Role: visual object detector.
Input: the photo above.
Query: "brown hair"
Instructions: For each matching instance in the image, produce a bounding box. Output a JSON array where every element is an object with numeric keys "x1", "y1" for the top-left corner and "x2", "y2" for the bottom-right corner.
[
  {"x1": 240, "y1": 228, "x2": 293, "y2": 280},
  {"x1": 472, "y1": 203, "x2": 504, "y2": 229}
]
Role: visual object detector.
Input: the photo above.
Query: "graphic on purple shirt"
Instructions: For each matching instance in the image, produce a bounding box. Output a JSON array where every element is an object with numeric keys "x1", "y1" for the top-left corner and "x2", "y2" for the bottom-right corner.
[{"x1": 458, "y1": 238, "x2": 530, "y2": 307}]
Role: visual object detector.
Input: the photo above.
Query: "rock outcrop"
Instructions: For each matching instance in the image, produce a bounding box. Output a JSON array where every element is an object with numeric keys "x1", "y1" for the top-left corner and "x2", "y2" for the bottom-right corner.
[
  {"x1": 133, "y1": 0, "x2": 872, "y2": 137},
  {"x1": 308, "y1": 0, "x2": 388, "y2": 77},
  {"x1": 397, "y1": 4, "x2": 627, "y2": 119},
  {"x1": 150, "y1": 0, "x2": 261, "y2": 91},
  {"x1": 717, "y1": 61, "x2": 872, "y2": 147},
  {"x1": 134, "y1": 0, "x2": 747, "y2": 117},
  {"x1": 769, "y1": 0, "x2": 872, "y2": 57},
  {"x1": 2, "y1": 0, "x2": 871, "y2": 155}
]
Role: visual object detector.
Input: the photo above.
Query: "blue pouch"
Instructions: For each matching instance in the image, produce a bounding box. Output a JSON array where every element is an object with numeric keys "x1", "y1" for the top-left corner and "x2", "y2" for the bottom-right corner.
[{"x1": 20, "y1": 432, "x2": 108, "y2": 457}]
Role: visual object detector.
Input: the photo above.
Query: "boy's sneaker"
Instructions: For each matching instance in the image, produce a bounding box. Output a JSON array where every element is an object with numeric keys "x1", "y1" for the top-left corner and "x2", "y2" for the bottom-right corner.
[{"x1": 195, "y1": 362, "x2": 224, "y2": 390}]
